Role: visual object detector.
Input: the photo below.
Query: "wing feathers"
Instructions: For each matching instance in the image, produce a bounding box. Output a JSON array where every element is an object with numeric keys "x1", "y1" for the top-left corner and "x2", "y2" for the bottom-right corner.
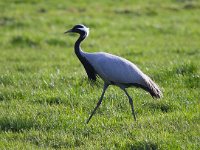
[{"x1": 143, "y1": 76, "x2": 163, "y2": 98}]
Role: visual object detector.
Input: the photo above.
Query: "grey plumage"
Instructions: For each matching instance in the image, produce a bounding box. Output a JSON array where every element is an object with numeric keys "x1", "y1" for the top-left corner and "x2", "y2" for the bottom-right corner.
[{"x1": 65, "y1": 24, "x2": 163, "y2": 123}]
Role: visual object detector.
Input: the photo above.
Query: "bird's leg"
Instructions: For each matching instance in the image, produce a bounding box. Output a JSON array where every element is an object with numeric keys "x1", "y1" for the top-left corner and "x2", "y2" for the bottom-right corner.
[
  {"x1": 122, "y1": 89, "x2": 137, "y2": 121},
  {"x1": 86, "y1": 83, "x2": 109, "y2": 124}
]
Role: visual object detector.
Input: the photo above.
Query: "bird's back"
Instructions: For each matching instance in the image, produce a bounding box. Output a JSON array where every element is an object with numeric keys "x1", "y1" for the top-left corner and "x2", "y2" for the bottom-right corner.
[
  {"x1": 83, "y1": 52, "x2": 146, "y2": 84},
  {"x1": 83, "y1": 52, "x2": 162, "y2": 98}
]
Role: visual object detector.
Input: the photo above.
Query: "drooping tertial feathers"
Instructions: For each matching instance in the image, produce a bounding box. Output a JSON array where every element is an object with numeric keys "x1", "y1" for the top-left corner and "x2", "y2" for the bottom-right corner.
[{"x1": 142, "y1": 75, "x2": 163, "y2": 98}]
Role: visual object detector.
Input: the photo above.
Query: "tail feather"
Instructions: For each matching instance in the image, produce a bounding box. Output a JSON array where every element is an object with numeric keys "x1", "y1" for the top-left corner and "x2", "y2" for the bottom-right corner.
[{"x1": 143, "y1": 76, "x2": 163, "y2": 98}]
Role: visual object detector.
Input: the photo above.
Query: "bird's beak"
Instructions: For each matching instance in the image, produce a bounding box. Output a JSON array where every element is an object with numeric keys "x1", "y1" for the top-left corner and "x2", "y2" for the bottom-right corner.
[{"x1": 64, "y1": 29, "x2": 73, "y2": 34}]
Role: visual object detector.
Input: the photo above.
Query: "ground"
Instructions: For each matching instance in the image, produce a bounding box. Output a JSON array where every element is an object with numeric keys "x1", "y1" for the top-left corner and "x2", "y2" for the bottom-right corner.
[{"x1": 0, "y1": 0, "x2": 199, "y2": 149}]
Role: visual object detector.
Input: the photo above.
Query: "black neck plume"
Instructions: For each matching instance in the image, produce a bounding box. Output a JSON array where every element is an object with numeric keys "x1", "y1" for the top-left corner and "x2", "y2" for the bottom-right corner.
[{"x1": 74, "y1": 33, "x2": 97, "y2": 81}]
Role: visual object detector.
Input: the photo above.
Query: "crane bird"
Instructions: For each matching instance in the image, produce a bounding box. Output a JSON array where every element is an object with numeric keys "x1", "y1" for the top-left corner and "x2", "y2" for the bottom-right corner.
[{"x1": 65, "y1": 24, "x2": 163, "y2": 124}]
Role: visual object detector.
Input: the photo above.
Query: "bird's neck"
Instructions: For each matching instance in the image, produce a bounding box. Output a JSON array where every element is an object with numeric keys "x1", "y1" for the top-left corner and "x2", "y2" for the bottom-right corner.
[{"x1": 74, "y1": 34, "x2": 86, "y2": 59}]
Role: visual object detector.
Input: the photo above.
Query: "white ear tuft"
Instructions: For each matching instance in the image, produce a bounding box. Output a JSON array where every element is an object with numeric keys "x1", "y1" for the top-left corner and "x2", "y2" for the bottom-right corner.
[
  {"x1": 77, "y1": 27, "x2": 89, "y2": 37},
  {"x1": 85, "y1": 27, "x2": 89, "y2": 37}
]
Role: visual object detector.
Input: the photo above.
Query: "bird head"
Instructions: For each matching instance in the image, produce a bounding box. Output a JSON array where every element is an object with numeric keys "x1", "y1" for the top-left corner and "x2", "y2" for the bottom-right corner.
[{"x1": 65, "y1": 24, "x2": 89, "y2": 37}]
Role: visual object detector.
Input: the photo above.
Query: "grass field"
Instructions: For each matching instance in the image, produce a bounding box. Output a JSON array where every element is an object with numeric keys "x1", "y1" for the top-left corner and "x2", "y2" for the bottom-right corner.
[{"x1": 0, "y1": 0, "x2": 200, "y2": 149}]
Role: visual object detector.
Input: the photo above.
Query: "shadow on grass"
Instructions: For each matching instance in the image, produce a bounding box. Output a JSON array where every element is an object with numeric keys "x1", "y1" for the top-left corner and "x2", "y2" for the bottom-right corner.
[
  {"x1": 114, "y1": 7, "x2": 158, "y2": 17},
  {"x1": 0, "y1": 90, "x2": 24, "y2": 101},
  {"x1": 0, "y1": 16, "x2": 15, "y2": 26},
  {"x1": 10, "y1": 35, "x2": 40, "y2": 48},
  {"x1": 0, "y1": 75, "x2": 14, "y2": 86},
  {"x1": 123, "y1": 141, "x2": 158, "y2": 150},
  {"x1": 0, "y1": 117, "x2": 36, "y2": 132},
  {"x1": 185, "y1": 75, "x2": 200, "y2": 88},
  {"x1": 183, "y1": 2, "x2": 200, "y2": 10},
  {"x1": 32, "y1": 96, "x2": 64, "y2": 106},
  {"x1": 15, "y1": 65, "x2": 33, "y2": 73},
  {"x1": 25, "y1": 131, "x2": 80, "y2": 149},
  {"x1": 142, "y1": 101, "x2": 177, "y2": 113},
  {"x1": 45, "y1": 38, "x2": 66, "y2": 47}
]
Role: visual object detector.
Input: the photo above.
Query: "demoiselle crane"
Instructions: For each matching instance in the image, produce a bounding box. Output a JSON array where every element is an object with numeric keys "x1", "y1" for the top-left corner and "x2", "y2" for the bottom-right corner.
[{"x1": 65, "y1": 24, "x2": 163, "y2": 124}]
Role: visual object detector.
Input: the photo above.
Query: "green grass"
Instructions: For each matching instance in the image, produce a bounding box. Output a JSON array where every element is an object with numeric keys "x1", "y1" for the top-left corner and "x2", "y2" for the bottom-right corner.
[{"x1": 0, "y1": 0, "x2": 200, "y2": 149}]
